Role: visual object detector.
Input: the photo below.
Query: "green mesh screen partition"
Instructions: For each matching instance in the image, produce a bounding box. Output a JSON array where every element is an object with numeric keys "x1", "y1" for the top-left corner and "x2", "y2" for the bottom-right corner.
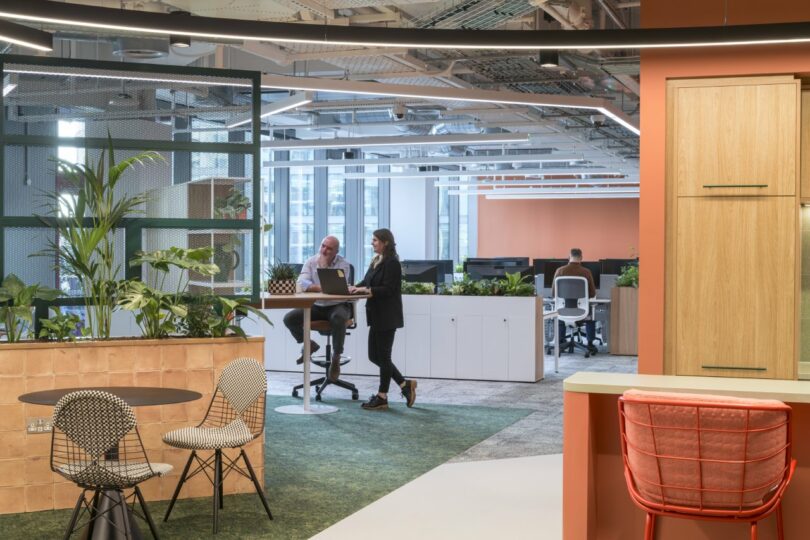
[{"x1": 0, "y1": 55, "x2": 261, "y2": 322}]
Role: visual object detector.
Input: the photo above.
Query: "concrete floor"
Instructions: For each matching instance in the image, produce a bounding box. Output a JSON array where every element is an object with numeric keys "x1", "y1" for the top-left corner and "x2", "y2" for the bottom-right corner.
[{"x1": 268, "y1": 351, "x2": 637, "y2": 462}]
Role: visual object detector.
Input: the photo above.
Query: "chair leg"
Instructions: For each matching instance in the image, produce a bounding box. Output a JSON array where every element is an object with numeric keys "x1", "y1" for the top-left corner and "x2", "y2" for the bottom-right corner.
[
  {"x1": 240, "y1": 448, "x2": 273, "y2": 520},
  {"x1": 164, "y1": 450, "x2": 196, "y2": 522},
  {"x1": 134, "y1": 485, "x2": 160, "y2": 540},
  {"x1": 63, "y1": 490, "x2": 87, "y2": 540},
  {"x1": 644, "y1": 513, "x2": 655, "y2": 540},
  {"x1": 86, "y1": 490, "x2": 100, "y2": 537},
  {"x1": 218, "y1": 450, "x2": 224, "y2": 510},
  {"x1": 118, "y1": 490, "x2": 133, "y2": 540},
  {"x1": 750, "y1": 521, "x2": 758, "y2": 540},
  {"x1": 213, "y1": 450, "x2": 222, "y2": 534},
  {"x1": 777, "y1": 504, "x2": 785, "y2": 540}
]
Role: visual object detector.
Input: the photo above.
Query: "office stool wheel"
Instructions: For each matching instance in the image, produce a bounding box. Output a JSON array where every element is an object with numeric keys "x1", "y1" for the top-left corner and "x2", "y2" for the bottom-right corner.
[
  {"x1": 292, "y1": 389, "x2": 299, "y2": 398},
  {"x1": 352, "y1": 391, "x2": 359, "y2": 400},
  {"x1": 315, "y1": 394, "x2": 322, "y2": 402}
]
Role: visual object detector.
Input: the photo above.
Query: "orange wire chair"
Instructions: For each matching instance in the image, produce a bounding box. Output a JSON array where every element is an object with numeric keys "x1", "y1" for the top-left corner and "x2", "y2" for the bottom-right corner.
[{"x1": 618, "y1": 390, "x2": 796, "y2": 540}]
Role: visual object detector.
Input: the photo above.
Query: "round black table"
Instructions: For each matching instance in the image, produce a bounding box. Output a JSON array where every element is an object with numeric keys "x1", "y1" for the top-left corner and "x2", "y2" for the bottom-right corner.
[
  {"x1": 19, "y1": 386, "x2": 202, "y2": 540},
  {"x1": 19, "y1": 386, "x2": 202, "y2": 406}
]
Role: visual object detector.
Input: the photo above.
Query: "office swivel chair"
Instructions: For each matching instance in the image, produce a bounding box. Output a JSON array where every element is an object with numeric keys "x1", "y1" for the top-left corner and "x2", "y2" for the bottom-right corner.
[
  {"x1": 292, "y1": 264, "x2": 360, "y2": 401},
  {"x1": 553, "y1": 276, "x2": 593, "y2": 358}
]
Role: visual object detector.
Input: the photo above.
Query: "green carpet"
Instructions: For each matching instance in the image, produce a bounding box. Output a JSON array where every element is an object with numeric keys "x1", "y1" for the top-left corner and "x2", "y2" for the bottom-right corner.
[{"x1": 0, "y1": 396, "x2": 531, "y2": 539}]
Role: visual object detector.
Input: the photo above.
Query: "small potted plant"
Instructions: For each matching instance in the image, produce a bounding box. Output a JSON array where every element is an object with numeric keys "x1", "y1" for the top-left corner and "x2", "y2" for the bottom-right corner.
[{"x1": 266, "y1": 260, "x2": 298, "y2": 295}]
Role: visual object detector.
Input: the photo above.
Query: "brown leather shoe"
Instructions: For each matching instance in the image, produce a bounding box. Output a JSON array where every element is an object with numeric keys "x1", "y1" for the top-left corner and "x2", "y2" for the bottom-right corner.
[
  {"x1": 401, "y1": 380, "x2": 417, "y2": 407},
  {"x1": 328, "y1": 353, "x2": 341, "y2": 381}
]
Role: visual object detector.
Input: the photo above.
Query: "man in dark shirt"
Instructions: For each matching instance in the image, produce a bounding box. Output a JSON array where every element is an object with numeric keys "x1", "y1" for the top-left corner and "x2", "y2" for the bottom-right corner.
[{"x1": 553, "y1": 248, "x2": 598, "y2": 355}]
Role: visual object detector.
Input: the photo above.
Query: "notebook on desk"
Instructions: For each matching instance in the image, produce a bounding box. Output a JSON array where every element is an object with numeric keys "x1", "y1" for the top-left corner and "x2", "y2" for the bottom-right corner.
[{"x1": 317, "y1": 268, "x2": 359, "y2": 295}]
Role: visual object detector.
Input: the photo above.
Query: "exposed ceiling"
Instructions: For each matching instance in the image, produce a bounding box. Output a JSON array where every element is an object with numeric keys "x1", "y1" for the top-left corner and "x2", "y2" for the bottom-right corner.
[{"x1": 0, "y1": 0, "x2": 642, "y2": 198}]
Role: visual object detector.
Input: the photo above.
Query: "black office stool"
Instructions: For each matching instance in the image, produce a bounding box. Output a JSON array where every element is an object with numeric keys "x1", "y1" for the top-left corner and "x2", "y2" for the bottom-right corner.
[{"x1": 292, "y1": 312, "x2": 359, "y2": 401}]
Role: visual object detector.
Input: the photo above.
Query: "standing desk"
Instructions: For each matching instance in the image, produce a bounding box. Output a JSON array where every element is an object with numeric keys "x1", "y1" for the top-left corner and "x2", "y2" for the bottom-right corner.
[{"x1": 262, "y1": 292, "x2": 369, "y2": 415}]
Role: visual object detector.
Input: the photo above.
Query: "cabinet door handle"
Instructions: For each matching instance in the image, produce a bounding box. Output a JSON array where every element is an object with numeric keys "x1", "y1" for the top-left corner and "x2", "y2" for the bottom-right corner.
[
  {"x1": 450, "y1": 318, "x2": 455, "y2": 322},
  {"x1": 701, "y1": 365, "x2": 767, "y2": 371},
  {"x1": 701, "y1": 183, "x2": 768, "y2": 189},
  {"x1": 503, "y1": 318, "x2": 507, "y2": 322}
]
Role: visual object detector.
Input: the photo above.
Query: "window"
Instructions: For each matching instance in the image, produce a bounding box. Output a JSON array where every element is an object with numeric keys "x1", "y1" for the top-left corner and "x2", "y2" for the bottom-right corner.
[
  {"x1": 459, "y1": 193, "x2": 470, "y2": 263},
  {"x1": 363, "y1": 178, "x2": 379, "y2": 269},
  {"x1": 288, "y1": 149, "x2": 314, "y2": 263},
  {"x1": 438, "y1": 186, "x2": 451, "y2": 260},
  {"x1": 327, "y1": 166, "x2": 346, "y2": 246},
  {"x1": 261, "y1": 143, "x2": 275, "y2": 269}
]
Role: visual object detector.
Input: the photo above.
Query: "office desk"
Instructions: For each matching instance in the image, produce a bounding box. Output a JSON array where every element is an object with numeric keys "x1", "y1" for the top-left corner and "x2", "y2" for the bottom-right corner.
[{"x1": 261, "y1": 292, "x2": 369, "y2": 415}]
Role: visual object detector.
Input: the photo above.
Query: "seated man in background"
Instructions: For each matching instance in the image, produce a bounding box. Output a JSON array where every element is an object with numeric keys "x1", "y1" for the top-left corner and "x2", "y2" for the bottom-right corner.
[
  {"x1": 553, "y1": 247, "x2": 598, "y2": 355},
  {"x1": 283, "y1": 235, "x2": 352, "y2": 381}
]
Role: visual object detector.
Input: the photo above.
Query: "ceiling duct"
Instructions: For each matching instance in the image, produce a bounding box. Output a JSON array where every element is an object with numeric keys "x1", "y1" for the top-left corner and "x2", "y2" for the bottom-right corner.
[{"x1": 112, "y1": 36, "x2": 168, "y2": 59}]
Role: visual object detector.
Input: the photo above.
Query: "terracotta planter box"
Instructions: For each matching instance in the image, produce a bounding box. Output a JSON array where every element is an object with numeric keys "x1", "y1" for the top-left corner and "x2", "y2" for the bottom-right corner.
[
  {"x1": 0, "y1": 336, "x2": 264, "y2": 515},
  {"x1": 610, "y1": 287, "x2": 638, "y2": 355}
]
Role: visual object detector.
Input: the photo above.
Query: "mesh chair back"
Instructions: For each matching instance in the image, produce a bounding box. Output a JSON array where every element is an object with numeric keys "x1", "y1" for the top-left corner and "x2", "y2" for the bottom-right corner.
[
  {"x1": 218, "y1": 357, "x2": 267, "y2": 413},
  {"x1": 51, "y1": 390, "x2": 154, "y2": 489},
  {"x1": 554, "y1": 276, "x2": 589, "y2": 322},
  {"x1": 204, "y1": 357, "x2": 267, "y2": 437},
  {"x1": 619, "y1": 389, "x2": 792, "y2": 514}
]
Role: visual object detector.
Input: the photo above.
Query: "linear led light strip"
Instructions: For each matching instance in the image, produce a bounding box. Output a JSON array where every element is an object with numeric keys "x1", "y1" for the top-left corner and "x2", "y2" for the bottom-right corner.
[
  {"x1": 260, "y1": 76, "x2": 640, "y2": 135},
  {"x1": 266, "y1": 153, "x2": 588, "y2": 168},
  {"x1": 0, "y1": 18, "x2": 52, "y2": 51},
  {"x1": 346, "y1": 168, "x2": 625, "y2": 180},
  {"x1": 261, "y1": 133, "x2": 530, "y2": 149},
  {"x1": 3, "y1": 2, "x2": 810, "y2": 51},
  {"x1": 3, "y1": 67, "x2": 253, "y2": 88},
  {"x1": 2, "y1": 67, "x2": 639, "y2": 135},
  {"x1": 226, "y1": 92, "x2": 313, "y2": 129},
  {"x1": 485, "y1": 192, "x2": 639, "y2": 200},
  {"x1": 435, "y1": 178, "x2": 638, "y2": 187},
  {"x1": 449, "y1": 187, "x2": 639, "y2": 195}
]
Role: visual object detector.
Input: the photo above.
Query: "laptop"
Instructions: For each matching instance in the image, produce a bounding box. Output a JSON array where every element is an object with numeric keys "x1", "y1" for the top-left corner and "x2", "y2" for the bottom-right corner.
[{"x1": 317, "y1": 268, "x2": 351, "y2": 295}]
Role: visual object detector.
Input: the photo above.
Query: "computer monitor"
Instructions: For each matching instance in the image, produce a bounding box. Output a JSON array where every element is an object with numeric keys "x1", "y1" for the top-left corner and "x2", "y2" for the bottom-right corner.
[
  {"x1": 285, "y1": 263, "x2": 304, "y2": 275},
  {"x1": 464, "y1": 257, "x2": 529, "y2": 272},
  {"x1": 401, "y1": 262, "x2": 439, "y2": 285},
  {"x1": 403, "y1": 259, "x2": 454, "y2": 281},
  {"x1": 600, "y1": 258, "x2": 638, "y2": 275},
  {"x1": 467, "y1": 264, "x2": 535, "y2": 285},
  {"x1": 581, "y1": 261, "x2": 601, "y2": 289},
  {"x1": 542, "y1": 260, "x2": 567, "y2": 289},
  {"x1": 532, "y1": 258, "x2": 567, "y2": 278},
  {"x1": 490, "y1": 257, "x2": 530, "y2": 266}
]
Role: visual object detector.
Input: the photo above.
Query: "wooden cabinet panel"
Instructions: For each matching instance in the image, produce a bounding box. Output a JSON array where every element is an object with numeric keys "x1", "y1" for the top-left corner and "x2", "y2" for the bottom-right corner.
[
  {"x1": 801, "y1": 91, "x2": 810, "y2": 199},
  {"x1": 674, "y1": 197, "x2": 796, "y2": 379},
  {"x1": 673, "y1": 81, "x2": 798, "y2": 197}
]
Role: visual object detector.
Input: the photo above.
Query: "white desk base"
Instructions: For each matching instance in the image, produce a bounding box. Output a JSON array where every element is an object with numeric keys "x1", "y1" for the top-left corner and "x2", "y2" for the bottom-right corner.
[{"x1": 274, "y1": 404, "x2": 338, "y2": 415}]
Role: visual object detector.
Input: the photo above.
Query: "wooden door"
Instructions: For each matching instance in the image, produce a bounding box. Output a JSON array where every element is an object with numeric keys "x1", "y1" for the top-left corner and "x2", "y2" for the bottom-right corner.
[
  {"x1": 672, "y1": 80, "x2": 798, "y2": 197},
  {"x1": 674, "y1": 196, "x2": 796, "y2": 379}
]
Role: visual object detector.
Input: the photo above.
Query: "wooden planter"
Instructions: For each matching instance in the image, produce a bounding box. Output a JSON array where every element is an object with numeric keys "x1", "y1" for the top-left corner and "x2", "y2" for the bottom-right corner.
[
  {"x1": 0, "y1": 336, "x2": 264, "y2": 515},
  {"x1": 610, "y1": 287, "x2": 639, "y2": 355}
]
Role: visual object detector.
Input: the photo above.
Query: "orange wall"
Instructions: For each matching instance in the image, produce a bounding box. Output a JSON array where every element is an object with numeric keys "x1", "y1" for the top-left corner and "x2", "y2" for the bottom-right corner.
[
  {"x1": 477, "y1": 198, "x2": 639, "y2": 261},
  {"x1": 639, "y1": 2, "x2": 810, "y2": 374}
]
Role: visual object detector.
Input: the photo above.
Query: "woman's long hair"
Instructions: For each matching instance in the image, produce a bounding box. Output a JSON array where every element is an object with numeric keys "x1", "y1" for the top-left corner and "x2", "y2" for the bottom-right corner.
[{"x1": 372, "y1": 228, "x2": 398, "y2": 266}]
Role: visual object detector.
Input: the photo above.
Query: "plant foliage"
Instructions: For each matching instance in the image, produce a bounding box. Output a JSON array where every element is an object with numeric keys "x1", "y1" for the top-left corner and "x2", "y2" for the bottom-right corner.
[
  {"x1": 119, "y1": 247, "x2": 218, "y2": 339},
  {"x1": 38, "y1": 306, "x2": 81, "y2": 342},
  {"x1": 0, "y1": 274, "x2": 60, "y2": 342},
  {"x1": 401, "y1": 281, "x2": 435, "y2": 295},
  {"x1": 615, "y1": 264, "x2": 639, "y2": 288},
  {"x1": 36, "y1": 136, "x2": 162, "y2": 338},
  {"x1": 266, "y1": 259, "x2": 297, "y2": 282}
]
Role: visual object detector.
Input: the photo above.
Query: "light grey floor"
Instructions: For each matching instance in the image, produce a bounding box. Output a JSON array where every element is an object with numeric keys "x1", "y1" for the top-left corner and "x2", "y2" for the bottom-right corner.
[{"x1": 268, "y1": 350, "x2": 637, "y2": 462}]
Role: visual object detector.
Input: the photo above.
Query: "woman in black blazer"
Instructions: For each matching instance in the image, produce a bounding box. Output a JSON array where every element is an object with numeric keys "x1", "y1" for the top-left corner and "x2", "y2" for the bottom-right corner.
[{"x1": 350, "y1": 228, "x2": 417, "y2": 410}]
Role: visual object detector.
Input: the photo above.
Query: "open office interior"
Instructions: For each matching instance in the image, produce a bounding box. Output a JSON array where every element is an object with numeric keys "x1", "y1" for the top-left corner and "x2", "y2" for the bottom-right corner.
[{"x1": 4, "y1": 1, "x2": 810, "y2": 539}]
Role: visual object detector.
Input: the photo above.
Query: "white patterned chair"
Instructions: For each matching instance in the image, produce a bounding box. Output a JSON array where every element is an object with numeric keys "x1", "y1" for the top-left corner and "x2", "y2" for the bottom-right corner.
[
  {"x1": 51, "y1": 390, "x2": 172, "y2": 539},
  {"x1": 162, "y1": 357, "x2": 272, "y2": 534}
]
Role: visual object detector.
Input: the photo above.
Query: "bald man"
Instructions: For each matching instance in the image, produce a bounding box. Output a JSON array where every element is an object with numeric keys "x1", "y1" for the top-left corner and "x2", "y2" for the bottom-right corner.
[{"x1": 283, "y1": 235, "x2": 352, "y2": 381}]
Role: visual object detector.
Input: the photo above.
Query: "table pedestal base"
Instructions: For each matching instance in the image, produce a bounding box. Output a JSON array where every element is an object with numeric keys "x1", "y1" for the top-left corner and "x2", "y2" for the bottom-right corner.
[{"x1": 275, "y1": 404, "x2": 338, "y2": 415}]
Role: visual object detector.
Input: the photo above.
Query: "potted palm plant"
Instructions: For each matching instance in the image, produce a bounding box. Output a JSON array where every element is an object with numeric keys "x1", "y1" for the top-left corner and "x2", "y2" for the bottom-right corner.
[{"x1": 266, "y1": 260, "x2": 297, "y2": 295}]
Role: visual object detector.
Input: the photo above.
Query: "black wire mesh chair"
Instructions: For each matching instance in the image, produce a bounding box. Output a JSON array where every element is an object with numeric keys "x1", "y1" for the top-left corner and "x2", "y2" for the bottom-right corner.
[
  {"x1": 162, "y1": 357, "x2": 272, "y2": 534},
  {"x1": 51, "y1": 390, "x2": 172, "y2": 540}
]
